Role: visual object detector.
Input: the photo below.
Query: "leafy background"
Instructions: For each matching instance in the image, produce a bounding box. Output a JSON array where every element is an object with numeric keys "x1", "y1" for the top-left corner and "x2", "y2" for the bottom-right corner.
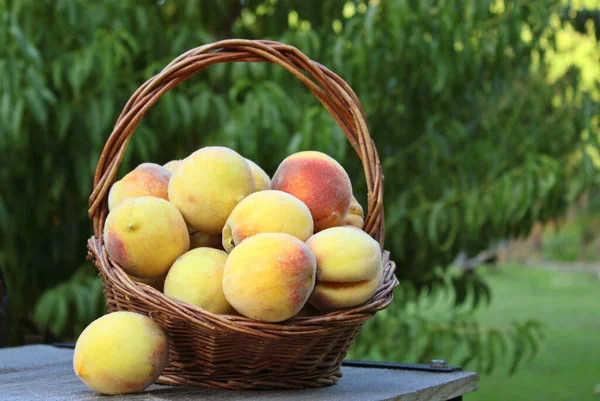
[{"x1": 0, "y1": 0, "x2": 599, "y2": 397}]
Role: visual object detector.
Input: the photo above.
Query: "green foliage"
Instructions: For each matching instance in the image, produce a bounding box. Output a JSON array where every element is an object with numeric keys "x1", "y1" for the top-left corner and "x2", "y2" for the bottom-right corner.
[
  {"x1": 0, "y1": 0, "x2": 597, "y2": 372},
  {"x1": 539, "y1": 207, "x2": 600, "y2": 262},
  {"x1": 562, "y1": 6, "x2": 600, "y2": 40},
  {"x1": 33, "y1": 265, "x2": 106, "y2": 337},
  {"x1": 542, "y1": 223, "x2": 584, "y2": 262},
  {"x1": 349, "y1": 273, "x2": 544, "y2": 375}
]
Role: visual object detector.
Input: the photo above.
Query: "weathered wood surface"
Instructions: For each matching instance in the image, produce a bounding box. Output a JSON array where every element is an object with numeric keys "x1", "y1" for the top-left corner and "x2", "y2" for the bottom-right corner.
[{"x1": 0, "y1": 345, "x2": 479, "y2": 400}]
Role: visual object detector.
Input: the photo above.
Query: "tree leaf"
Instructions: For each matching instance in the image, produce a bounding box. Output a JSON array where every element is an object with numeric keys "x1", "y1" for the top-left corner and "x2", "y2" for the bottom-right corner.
[
  {"x1": 49, "y1": 287, "x2": 68, "y2": 335},
  {"x1": 509, "y1": 324, "x2": 526, "y2": 375},
  {"x1": 69, "y1": 283, "x2": 92, "y2": 325},
  {"x1": 176, "y1": 94, "x2": 192, "y2": 129},
  {"x1": 24, "y1": 88, "x2": 47, "y2": 126},
  {"x1": 57, "y1": 104, "x2": 72, "y2": 143},
  {"x1": 427, "y1": 202, "x2": 444, "y2": 245},
  {"x1": 440, "y1": 205, "x2": 459, "y2": 251},
  {"x1": 10, "y1": 98, "x2": 25, "y2": 144},
  {"x1": 33, "y1": 289, "x2": 57, "y2": 331}
]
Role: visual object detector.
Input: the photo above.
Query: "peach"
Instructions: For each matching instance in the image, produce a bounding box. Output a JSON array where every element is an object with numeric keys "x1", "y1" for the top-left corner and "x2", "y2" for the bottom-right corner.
[
  {"x1": 271, "y1": 151, "x2": 352, "y2": 231},
  {"x1": 128, "y1": 274, "x2": 166, "y2": 292},
  {"x1": 189, "y1": 231, "x2": 223, "y2": 250},
  {"x1": 222, "y1": 233, "x2": 316, "y2": 322},
  {"x1": 73, "y1": 312, "x2": 168, "y2": 395},
  {"x1": 308, "y1": 269, "x2": 382, "y2": 312},
  {"x1": 108, "y1": 163, "x2": 172, "y2": 211},
  {"x1": 245, "y1": 158, "x2": 271, "y2": 191},
  {"x1": 222, "y1": 190, "x2": 313, "y2": 252},
  {"x1": 163, "y1": 159, "x2": 182, "y2": 173},
  {"x1": 168, "y1": 146, "x2": 255, "y2": 234},
  {"x1": 103, "y1": 197, "x2": 189, "y2": 278},
  {"x1": 164, "y1": 248, "x2": 233, "y2": 314},
  {"x1": 306, "y1": 226, "x2": 383, "y2": 312},
  {"x1": 340, "y1": 195, "x2": 364, "y2": 229}
]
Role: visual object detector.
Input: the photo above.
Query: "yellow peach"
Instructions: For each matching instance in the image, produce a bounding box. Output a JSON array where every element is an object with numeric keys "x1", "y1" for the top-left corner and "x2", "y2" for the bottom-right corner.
[
  {"x1": 189, "y1": 231, "x2": 223, "y2": 250},
  {"x1": 222, "y1": 190, "x2": 313, "y2": 252},
  {"x1": 340, "y1": 195, "x2": 364, "y2": 229},
  {"x1": 306, "y1": 226, "x2": 383, "y2": 312},
  {"x1": 103, "y1": 197, "x2": 189, "y2": 278},
  {"x1": 222, "y1": 233, "x2": 316, "y2": 322},
  {"x1": 164, "y1": 248, "x2": 233, "y2": 314},
  {"x1": 73, "y1": 312, "x2": 168, "y2": 395},
  {"x1": 108, "y1": 163, "x2": 171, "y2": 211},
  {"x1": 245, "y1": 158, "x2": 271, "y2": 191},
  {"x1": 271, "y1": 151, "x2": 352, "y2": 231},
  {"x1": 168, "y1": 147, "x2": 255, "y2": 234},
  {"x1": 309, "y1": 269, "x2": 383, "y2": 312},
  {"x1": 163, "y1": 159, "x2": 182, "y2": 173}
]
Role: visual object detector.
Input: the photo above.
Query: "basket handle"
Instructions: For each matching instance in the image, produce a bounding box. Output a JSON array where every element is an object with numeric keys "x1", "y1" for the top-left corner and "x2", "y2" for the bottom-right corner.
[{"x1": 88, "y1": 39, "x2": 385, "y2": 247}]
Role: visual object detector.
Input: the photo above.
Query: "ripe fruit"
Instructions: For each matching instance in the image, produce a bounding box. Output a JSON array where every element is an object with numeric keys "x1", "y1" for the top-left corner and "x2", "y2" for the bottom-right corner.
[
  {"x1": 163, "y1": 160, "x2": 182, "y2": 173},
  {"x1": 271, "y1": 151, "x2": 352, "y2": 232},
  {"x1": 164, "y1": 248, "x2": 233, "y2": 314},
  {"x1": 108, "y1": 163, "x2": 171, "y2": 211},
  {"x1": 222, "y1": 190, "x2": 313, "y2": 252},
  {"x1": 103, "y1": 197, "x2": 189, "y2": 278},
  {"x1": 73, "y1": 312, "x2": 168, "y2": 395},
  {"x1": 340, "y1": 195, "x2": 364, "y2": 229},
  {"x1": 245, "y1": 158, "x2": 271, "y2": 191},
  {"x1": 223, "y1": 233, "x2": 316, "y2": 322},
  {"x1": 102, "y1": 146, "x2": 384, "y2": 326},
  {"x1": 306, "y1": 226, "x2": 382, "y2": 311},
  {"x1": 168, "y1": 147, "x2": 255, "y2": 234}
]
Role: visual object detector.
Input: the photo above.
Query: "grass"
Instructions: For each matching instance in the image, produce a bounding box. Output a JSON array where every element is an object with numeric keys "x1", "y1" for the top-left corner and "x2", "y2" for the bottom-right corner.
[{"x1": 467, "y1": 264, "x2": 600, "y2": 401}]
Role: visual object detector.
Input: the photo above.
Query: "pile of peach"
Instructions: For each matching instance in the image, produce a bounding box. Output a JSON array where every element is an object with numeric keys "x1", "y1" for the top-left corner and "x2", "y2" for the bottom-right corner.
[{"x1": 74, "y1": 147, "x2": 383, "y2": 395}]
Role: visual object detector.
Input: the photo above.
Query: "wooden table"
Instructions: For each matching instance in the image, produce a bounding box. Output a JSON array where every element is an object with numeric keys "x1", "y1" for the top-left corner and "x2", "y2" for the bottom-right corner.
[{"x1": 0, "y1": 345, "x2": 479, "y2": 400}]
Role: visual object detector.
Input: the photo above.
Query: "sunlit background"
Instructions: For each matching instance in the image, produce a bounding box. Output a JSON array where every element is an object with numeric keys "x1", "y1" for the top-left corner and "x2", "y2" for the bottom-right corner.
[{"x1": 1, "y1": 1, "x2": 599, "y2": 400}]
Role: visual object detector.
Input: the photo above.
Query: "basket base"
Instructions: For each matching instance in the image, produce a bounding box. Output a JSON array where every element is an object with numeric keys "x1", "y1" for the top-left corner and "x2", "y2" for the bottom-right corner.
[
  {"x1": 88, "y1": 236, "x2": 398, "y2": 391},
  {"x1": 156, "y1": 367, "x2": 342, "y2": 390}
]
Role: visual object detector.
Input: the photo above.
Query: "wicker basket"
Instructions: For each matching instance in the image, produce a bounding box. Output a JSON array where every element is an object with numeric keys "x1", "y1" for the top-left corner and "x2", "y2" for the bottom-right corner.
[{"x1": 86, "y1": 39, "x2": 398, "y2": 390}]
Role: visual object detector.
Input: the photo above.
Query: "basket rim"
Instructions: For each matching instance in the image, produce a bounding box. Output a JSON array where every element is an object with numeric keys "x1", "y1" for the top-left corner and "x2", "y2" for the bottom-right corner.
[{"x1": 88, "y1": 235, "x2": 398, "y2": 337}]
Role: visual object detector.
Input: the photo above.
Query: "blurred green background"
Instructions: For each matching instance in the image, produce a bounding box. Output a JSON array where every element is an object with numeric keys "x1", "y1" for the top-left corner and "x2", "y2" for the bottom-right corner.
[{"x1": 1, "y1": 0, "x2": 599, "y2": 399}]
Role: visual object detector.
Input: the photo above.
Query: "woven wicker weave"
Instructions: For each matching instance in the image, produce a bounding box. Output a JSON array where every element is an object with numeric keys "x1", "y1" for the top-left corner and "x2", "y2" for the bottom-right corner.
[{"x1": 87, "y1": 39, "x2": 398, "y2": 390}]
